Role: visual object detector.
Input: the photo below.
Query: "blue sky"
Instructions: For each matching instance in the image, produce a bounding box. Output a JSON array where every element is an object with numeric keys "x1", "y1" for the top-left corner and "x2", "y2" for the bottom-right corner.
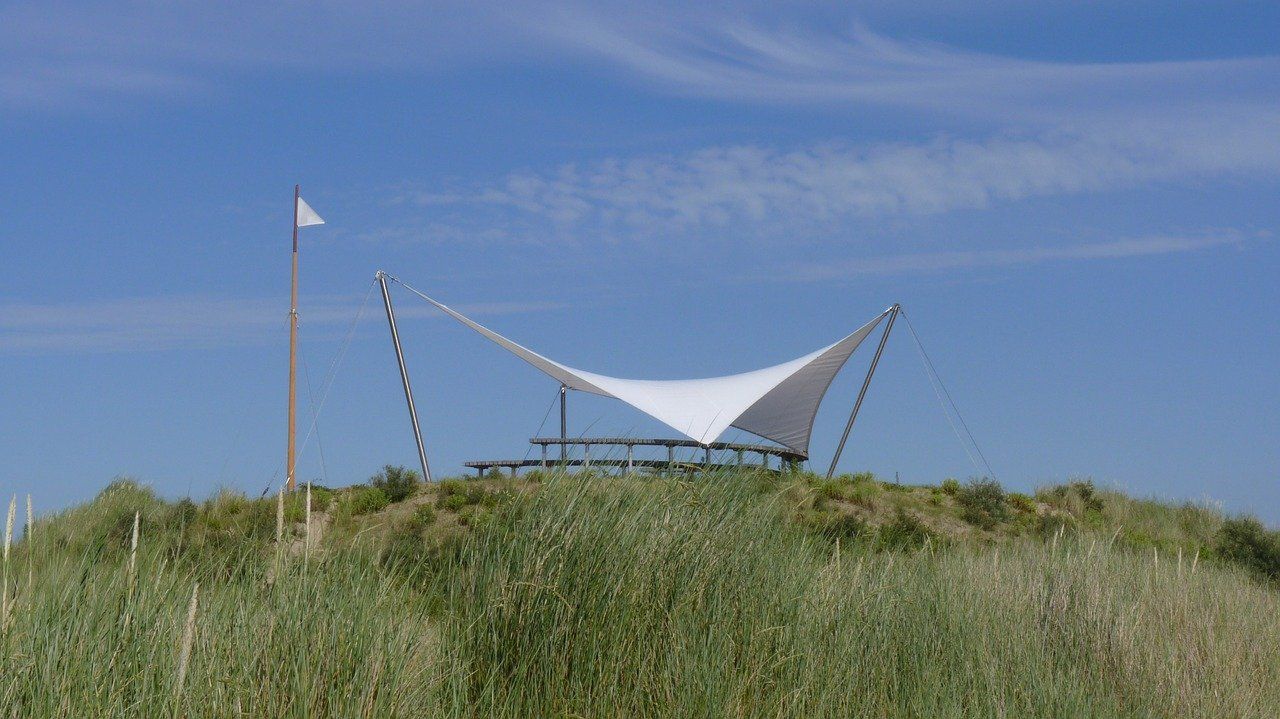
[{"x1": 1, "y1": 1, "x2": 1277, "y2": 522}]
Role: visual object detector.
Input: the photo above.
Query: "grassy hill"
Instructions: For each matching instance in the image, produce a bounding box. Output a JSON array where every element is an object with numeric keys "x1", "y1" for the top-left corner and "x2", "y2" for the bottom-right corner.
[{"x1": 2, "y1": 467, "x2": 1279, "y2": 717}]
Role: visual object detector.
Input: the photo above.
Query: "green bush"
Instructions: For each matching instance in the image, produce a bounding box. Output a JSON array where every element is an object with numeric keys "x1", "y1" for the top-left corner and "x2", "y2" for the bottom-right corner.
[
  {"x1": 440, "y1": 493, "x2": 468, "y2": 512},
  {"x1": 438, "y1": 479, "x2": 468, "y2": 498},
  {"x1": 815, "y1": 480, "x2": 847, "y2": 502},
  {"x1": 379, "y1": 516, "x2": 428, "y2": 577},
  {"x1": 940, "y1": 478, "x2": 961, "y2": 496},
  {"x1": 415, "y1": 504, "x2": 437, "y2": 526},
  {"x1": 1008, "y1": 492, "x2": 1036, "y2": 513},
  {"x1": 1036, "y1": 512, "x2": 1076, "y2": 539},
  {"x1": 165, "y1": 498, "x2": 199, "y2": 530},
  {"x1": 956, "y1": 478, "x2": 1008, "y2": 530},
  {"x1": 846, "y1": 482, "x2": 878, "y2": 509},
  {"x1": 1216, "y1": 517, "x2": 1280, "y2": 584},
  {"x1": 347, "y1": 486, "x2": 390, "y2": 516},
  {"x1": 1069, "y1": 480, "x2": 1104, "y2": 512},
  {"x1": 458, "y1": 505, "x2": 494, "y2": 528},
  {"x1": 816, "y1": 513, "x2": 867, "y2": 542},
  {"x1": 370, "y1": 465, "x2": 421, "y2": 503},
  {"x1": 466, "y1": 484, "x2": 494, "y2": 506},
  {"x1": 879, "y1": 508, "x2": 934, "y2": 551}
]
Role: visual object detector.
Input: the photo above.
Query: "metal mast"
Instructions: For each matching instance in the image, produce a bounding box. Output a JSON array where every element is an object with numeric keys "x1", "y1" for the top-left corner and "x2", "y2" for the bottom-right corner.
[
  {"x1": 377, "y1": 272, "x2": 432, "y2": 483},
  {"x1": 826, "y1": 304, "x2": 900, "y2": 480}
]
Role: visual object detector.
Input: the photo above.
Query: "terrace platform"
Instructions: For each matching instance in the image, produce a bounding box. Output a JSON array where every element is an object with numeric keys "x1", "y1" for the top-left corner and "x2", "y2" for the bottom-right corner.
[{"x1": 464, "y1": 436, "x2": 805, "y2": 477}]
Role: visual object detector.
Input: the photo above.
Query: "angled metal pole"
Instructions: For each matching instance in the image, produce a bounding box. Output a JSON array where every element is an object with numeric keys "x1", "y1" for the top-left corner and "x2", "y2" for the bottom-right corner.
[
  {"x1": 826, "y1": 304, "x2": 900, "y2": 480},
  {"x1": 377, "y1": 272, "x2": 432, "y2": 483}
]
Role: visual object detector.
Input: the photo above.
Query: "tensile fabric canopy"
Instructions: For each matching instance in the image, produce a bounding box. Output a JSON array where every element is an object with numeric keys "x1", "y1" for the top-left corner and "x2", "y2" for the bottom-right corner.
[{"x1": 414, "y1": 291, "x2": 891, "y2": 458}]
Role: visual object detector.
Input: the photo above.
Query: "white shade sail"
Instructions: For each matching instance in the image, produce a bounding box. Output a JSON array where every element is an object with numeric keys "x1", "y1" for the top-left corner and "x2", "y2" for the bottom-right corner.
[{"x1": 409, "y1": 287, "x2": 890, "y2": 457}]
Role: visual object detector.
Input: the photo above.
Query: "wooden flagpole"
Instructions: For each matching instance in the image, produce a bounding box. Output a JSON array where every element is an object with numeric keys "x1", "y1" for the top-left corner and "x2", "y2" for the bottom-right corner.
[{"x1": 286, "y1": 185, "x2": 300, "y2": 492}]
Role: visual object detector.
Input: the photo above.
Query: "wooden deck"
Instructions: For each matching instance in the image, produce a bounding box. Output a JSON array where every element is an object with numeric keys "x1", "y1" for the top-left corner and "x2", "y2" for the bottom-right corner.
[{"x1": 464, "y1": 436, "x2": 804, "y2": 477}]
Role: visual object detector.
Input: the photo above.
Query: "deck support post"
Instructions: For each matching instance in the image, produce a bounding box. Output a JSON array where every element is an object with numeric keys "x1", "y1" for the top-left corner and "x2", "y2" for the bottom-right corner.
[{"x1": 559, "y1": 384, "x2": 567, "y2": 462}]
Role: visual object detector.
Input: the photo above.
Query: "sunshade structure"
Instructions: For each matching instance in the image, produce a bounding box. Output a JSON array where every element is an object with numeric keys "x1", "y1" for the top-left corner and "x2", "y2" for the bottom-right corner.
[{"x1": 402, "y1": 284, "x2": 894, "y2": 458}]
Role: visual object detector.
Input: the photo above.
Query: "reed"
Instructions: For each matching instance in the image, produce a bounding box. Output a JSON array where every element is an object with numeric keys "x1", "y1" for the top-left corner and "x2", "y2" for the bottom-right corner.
[
  {"x1": 128, "y1": 510, "x2": 140, "y2": 590},
  {"x1": 24, "y1": 495, "x2": 32, "y2": 599},
  {"x1": 2, "y1": 495, "x2": 13, "y2": 625},
  {"x1": 174, "y1": 582, "x2": 199, "y2": 703},
  {"x1": 305, "y1": 481, "x2": 312, "y2": 567}
]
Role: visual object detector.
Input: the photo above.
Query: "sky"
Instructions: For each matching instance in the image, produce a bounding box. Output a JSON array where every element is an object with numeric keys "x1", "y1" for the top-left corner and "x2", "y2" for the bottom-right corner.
[{"x1": 1, "y1": 1, "x2": 1277, "y2": 522}]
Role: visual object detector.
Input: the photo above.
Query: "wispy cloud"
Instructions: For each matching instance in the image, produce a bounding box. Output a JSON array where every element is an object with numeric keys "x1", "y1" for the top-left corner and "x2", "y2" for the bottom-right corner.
[
  {"x1": 542, "y1": 12, "x2": 1280, "y2": 119},
  {"x1": 3, "y1": 1, "x2": 1276, "y2": 120},
  {"x1": 0, "y1": 1, "x2": 531, "y2": 109},
  {"x1": 0, "y1": 294, "x2": 567, "y2": 354},
  {"x1": 401, "y1": 116, "x2": 1280, "y2": 246},
  {"x1": 779, "y1": 233, "x2": 1255, "y2": 281}
]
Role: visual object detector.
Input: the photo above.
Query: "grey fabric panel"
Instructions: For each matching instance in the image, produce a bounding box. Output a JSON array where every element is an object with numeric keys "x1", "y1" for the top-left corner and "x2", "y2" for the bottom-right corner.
[{"x1": 730, "y1": 313, "x2": 886, "y2": 455}]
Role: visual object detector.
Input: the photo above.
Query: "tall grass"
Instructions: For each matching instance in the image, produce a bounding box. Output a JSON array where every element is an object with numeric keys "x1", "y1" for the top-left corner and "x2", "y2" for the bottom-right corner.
[
  {"x1": 0, "y1": 473, "x2": 1277, "y2": 717},
  {"x1": 435, "y1": 475, "x2": 1280, "y2": 718}
]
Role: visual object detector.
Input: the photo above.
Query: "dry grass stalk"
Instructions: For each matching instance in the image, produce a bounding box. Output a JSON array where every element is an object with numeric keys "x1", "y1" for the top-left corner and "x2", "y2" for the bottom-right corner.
[
  {"x1": 2, "y1": 495, "x2": 14, "y2": 624},
  {"x1": 305, "y1": 482, "x2": 313, "y2": 567},
  {"x1": 128, "y1": 511, "x2": 140, "y2": 590},
  {"x1": 25, "y1": 495, "x2": 33, "y2": 598},
  {"x1": 276, "y1": 486, "x2": 285, "y2": 545},
  {"x1": 175, "y1": 582, "x2": 200, "y2": 701}
]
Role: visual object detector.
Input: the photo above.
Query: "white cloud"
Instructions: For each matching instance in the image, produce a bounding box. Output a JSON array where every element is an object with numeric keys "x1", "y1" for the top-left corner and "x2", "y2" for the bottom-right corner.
[
  {"x1": 3, "y1": 1, "x2": 1276, "y2": 120},
  {"x1": 778, "y1": 233, "x2": 1255, "y2": 280},
  {"x1": 404, "y1": 114, "x2": 1280, "y2": 245},
  {"x1": 0, "y1": 294, "x2": 567, "y2": 354},
  {"x1": 542, "y1": 11, "x2": 1279, "y2": 119}
]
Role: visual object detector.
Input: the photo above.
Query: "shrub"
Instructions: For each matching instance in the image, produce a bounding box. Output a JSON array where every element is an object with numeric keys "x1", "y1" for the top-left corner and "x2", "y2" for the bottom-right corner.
[
  {"x1": 1036, "y1": 512, "x2": 1076, "y2": 539},
  {"x1": 956, "y1": 478, "x2": 1008, "y2": 530},
  {"x1": 458, "y1": 505, "x2": 494, "y2": 529},
  {"x1": 380, "y1": 517, "x2": 428, "y2": 576},
  {"x1": 1216, "y1": 517, "x2": 1280, "y2": 584},
  {"x1": 850, "y1": 471, "x2": 876, "y2": 484},
  {"x1": 940, "y1": 478, "x2": 961, "y2": 496},
  {"x1": 438, "y1": 479, "x2": 468, "y2": 497},
  {"x1": 370, "y1": 465, "x2": 420, "y2": 504},
  {"x1": 846, "y1": 482, "x2": 879, "y2": 509},
  {"x1": 440, "y1": 493, "x2": 468, "y2": 512},
  {"x1": 415, "y1": 504, "x2": 437, "y2": 526},
  {"x1": 817, "y1": 513, "x2": 867, "y2": 542},
  {"x1": 1069, "y1": 479, "x2": 1104, "y2": 512},
  {"x1": 347, "y1": 486, "x2": 390, "y2": 516},
  {"x1": 466, "y1": 484, "x2": 494, "y2": 506},
  {"x1": 1008, "y1": 492, "x2": 1036, "y2": 513},
  {"x1": 165, "y1": 498, "x2": 199, "y2": 531},
  {"x1": 878, "y1": 508, "x2": 934, "y2": 551},
  {"x1": 815, "y1": 480, "x2": 846, "y2": 502}
]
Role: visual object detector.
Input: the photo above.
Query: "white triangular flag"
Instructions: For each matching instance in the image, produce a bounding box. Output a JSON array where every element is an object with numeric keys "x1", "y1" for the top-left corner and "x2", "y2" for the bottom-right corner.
[{"x1": 296, "y1": 197, "x2": 325, "y2": 228}]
